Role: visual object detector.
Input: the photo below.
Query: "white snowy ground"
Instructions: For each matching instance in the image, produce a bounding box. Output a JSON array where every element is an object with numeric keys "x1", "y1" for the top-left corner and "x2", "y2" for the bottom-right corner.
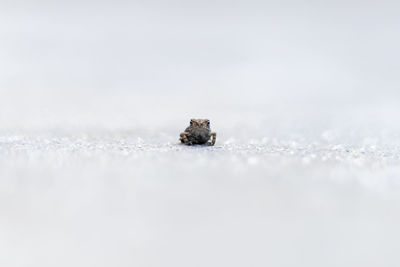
[{"x1": 1, "y1": 93, "x2": 400, "y2": 267}]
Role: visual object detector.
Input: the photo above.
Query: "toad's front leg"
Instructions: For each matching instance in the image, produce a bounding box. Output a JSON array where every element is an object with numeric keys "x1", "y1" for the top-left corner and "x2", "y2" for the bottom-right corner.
[
  {"x1": 206, "y1": 132, "x2": 217, "y2": 146},
  {"x1": 180, "y1": 132, "x2": 193, "y2": 145}
]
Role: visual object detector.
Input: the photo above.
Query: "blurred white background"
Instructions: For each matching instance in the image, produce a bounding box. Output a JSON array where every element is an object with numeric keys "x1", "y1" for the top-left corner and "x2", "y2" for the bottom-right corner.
[
  {"x1": 1, "y1": 0, "x2": 399, "y2": 131},
  {"x1": 1, "y1": 1, "x2": 400, "y2": 266}
]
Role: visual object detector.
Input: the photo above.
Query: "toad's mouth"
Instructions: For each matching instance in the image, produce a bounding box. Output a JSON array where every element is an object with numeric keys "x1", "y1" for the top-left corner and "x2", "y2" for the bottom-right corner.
[{"x1": 192, "y1": 128, "x2": 210, "y2": 134}]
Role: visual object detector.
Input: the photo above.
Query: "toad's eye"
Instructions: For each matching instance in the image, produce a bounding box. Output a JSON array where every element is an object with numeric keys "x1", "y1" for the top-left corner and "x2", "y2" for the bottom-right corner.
[
  {"x1": 206, "y1": 120, "x2": 210, "y2": 126},
  {"x1": 190, "y1": 120, "x2": 194, "y2": 126}
]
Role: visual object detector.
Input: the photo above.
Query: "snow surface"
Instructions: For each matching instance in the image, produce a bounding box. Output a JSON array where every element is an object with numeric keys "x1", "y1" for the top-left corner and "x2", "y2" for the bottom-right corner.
[{"x1": 1, "y1": 122, "x2": 400, "y2": 267}]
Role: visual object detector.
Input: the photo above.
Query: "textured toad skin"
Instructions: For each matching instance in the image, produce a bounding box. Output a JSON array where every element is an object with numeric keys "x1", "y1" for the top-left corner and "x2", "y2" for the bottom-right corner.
[{"x1": 180, "y1": 119, "x2": 216, "y2": 146}]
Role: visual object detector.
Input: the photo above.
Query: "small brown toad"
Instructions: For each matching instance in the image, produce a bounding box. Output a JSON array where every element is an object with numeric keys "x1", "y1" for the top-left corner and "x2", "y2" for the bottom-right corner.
[{"x1": 180, "y1": 119, "x2": 217, "y2": 146}]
